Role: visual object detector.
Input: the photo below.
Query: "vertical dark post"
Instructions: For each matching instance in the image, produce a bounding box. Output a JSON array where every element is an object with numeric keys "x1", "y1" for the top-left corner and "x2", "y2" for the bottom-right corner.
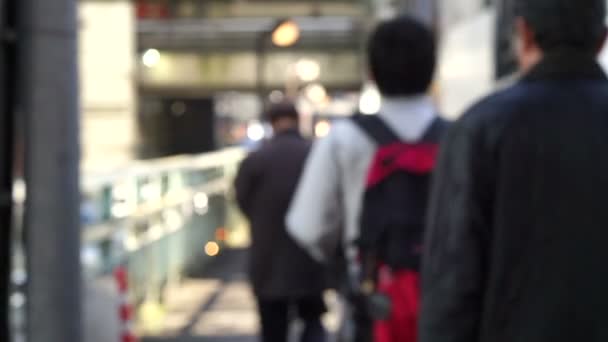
[
  {"x1": 495, "y1": 0, "x2": 517, "y2": 79},
  {"x1": 0, "y1": 0, "x2": 16, "y2": 340},
  {"x1": 256, "y1": 32, "x2": 267, "y2": 113},
  {"x1": 19, "y1": 0, "x2": 82, "y2": 340}
]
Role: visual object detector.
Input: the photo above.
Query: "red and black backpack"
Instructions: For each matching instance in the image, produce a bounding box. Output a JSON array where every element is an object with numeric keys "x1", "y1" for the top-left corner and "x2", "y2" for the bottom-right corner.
[
  {"x1": 343, "y1": 114, "x2": 446, "y2": 342},
  {"x1": 352, "y1": 113, "x2": 446, "y2": 286},
  {"x1": 353, "y1": 115, "x2": 447, "y2": 302}
]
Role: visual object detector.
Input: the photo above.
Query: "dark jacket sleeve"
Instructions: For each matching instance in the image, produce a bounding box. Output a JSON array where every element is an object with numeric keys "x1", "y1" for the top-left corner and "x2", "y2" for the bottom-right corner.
[
  {"x1": 420, "y1": 119, "x2": 492, "y2": 342},
  {"x1": 234, "y1": 155, "x2": 258, "y2": 219}
]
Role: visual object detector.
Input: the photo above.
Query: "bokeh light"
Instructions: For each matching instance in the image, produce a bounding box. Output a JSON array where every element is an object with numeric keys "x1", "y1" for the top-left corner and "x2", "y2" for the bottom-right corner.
[
  {"x1": 272, "y1": 20, "x2": 300, "y2": 47},
  {"x1": 315, "y1": 120, "x2": 331, "y2": 138},
  {"x1": 205, "y1": 242, "x2": 220, "y2": 257},
  {"x1": 142, "y1": 48, "x2": 161, "y2": 68}
]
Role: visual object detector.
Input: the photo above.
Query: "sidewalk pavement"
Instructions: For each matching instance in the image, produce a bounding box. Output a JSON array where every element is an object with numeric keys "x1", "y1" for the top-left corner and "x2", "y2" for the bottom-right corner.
[
  {"x1": 142, "y1": 249, "x2": 258, "y2": 342},
  {"x1": 141, "y1": 248, "x2": 341, "y2": 342}
]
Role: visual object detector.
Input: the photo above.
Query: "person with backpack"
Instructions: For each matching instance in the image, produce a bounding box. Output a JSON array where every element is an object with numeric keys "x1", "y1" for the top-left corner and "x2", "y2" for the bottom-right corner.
[
  {"x1": 420, "y1": 1, "x2": 608, "y2": 342},
  {"x1": 286, "y1": 16, "x2": 446, "y2": 342}
]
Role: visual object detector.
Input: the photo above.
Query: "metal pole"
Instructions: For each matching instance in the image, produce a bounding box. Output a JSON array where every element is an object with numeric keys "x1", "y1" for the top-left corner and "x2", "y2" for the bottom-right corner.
[
  {"x1": 256, "y1": 32, "x2": 267, "y2": 114},
  {"x1": 19, "y1": 0, "x2": 81, "y2": 340}
]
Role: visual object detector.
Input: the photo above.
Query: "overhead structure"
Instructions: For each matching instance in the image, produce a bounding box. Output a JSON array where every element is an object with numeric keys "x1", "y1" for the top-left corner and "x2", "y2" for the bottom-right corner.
[{"x1": 138, "y1": 16, "x2": 362, "y2": 51}]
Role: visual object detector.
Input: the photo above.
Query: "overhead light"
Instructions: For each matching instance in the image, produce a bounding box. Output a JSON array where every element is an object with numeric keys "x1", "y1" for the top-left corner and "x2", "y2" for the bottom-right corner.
[
  {"x1": 296, "y1": 59, "x2": 321, "y2": 82},
  {"x1": 272, "y1": 20, "x2": 300, "y2": 47},
  {"x1": 142, "y1": 49, "x2": 161, "y2": 68},
  {"x1": 305, "y1": 83, "x2": 328, "y2": 104}
]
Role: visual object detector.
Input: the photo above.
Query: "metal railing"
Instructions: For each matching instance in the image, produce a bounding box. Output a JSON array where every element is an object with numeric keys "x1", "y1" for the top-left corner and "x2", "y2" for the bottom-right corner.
[
  {"x1": 10, "y1": 140, "x2": 247, "y2": 342},
  {"x1": 81, "y1": 148, "x2": 247, "y2": 305}
]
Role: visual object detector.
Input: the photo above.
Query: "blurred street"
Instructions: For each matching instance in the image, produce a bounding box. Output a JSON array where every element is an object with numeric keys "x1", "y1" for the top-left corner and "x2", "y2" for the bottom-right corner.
[
  {"x1": 6, "y1": 0, "x2": 608, "y2": 341},
  {"x1": 141, "y1": 248, "x2": 338, "y2": 342},
  {"x1": 141, "y1": 249, "x2": 258, "y2": 342}
]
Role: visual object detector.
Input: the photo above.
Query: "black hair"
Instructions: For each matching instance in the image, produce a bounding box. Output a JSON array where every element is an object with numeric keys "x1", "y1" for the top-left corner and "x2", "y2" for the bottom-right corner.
[
  {"x1": 265, "y1": 101, "x2": 299, "y2": 123},
  {"x1": 515, "y1": 0, "x2": 606, "y2": 52},
  {"x1": 367, "y1": 16, "x2": 436, "y2": 96}
]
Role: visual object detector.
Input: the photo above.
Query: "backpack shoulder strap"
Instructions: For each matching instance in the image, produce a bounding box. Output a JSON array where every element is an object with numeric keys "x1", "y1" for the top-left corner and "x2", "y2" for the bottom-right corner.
[
  {"x1": 420, "y1": 116, "x2": 450, "y2": 143},
  {"x1": 352, "y1": 113, "x2": 401, "y2": 145}
]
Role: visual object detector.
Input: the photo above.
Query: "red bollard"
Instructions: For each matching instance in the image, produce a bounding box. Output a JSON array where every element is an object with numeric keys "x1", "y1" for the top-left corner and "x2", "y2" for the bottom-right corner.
[{"x1": 114, "y1": 266, "x2": 139, "y2": 342}]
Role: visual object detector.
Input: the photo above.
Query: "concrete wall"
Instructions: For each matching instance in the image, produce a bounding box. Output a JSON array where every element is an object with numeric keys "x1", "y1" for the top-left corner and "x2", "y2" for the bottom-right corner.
[
  {"x1": 439, "y1": 0, "x2": 487, "y2": 28},
  {"x1": 437, "y1": 8, "x2": 495, "y2": 118},
  {"x1": 79, "y1": 1, "x2": 136, "y2": 173}
]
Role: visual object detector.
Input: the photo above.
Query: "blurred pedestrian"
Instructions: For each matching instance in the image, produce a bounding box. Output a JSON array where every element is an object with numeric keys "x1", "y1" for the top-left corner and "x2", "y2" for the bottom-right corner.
[
  {"x1": 234, "y1": 101, "x2": 327, "y2": 342},
  {"x1": 420, "y1": 1, "x2": 608, "y2": 341},
  {"x1": 287, "y1": 16, "x2": 446, "y2": 342}
]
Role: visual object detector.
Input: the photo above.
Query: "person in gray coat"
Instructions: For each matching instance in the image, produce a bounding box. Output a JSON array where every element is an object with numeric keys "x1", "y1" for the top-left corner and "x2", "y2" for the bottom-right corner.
[{"x1": 234, "y1": 101, "x2": 327, "y2": 342}]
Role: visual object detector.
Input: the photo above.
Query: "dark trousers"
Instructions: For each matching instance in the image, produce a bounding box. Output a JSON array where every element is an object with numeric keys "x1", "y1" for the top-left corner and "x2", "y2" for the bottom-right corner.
[
  {"x1": 343, "y1": 293, "x2": 373, "y2": 342},
  {"x1": 257, "y1": 295, "x2": 327, "y2": 342}
]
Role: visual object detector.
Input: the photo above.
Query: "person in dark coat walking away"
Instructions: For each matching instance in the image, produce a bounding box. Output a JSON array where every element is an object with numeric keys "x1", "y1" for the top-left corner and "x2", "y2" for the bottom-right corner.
[
  {"x1": 420, "y1": 1, "x2": 608, "y2": 341},
  {"x1": 235, "y1": 101, "x2": 327, "y2": 342}
]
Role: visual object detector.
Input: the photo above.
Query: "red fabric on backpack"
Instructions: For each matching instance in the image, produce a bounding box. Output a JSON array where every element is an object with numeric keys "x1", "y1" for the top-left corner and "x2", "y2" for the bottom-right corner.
[
  {"x1": 373, "y1": 267, "x2": 420, "y2": 342},
  {"x1": 366, "y1": 143, "x2": 438, "y2": 187}
]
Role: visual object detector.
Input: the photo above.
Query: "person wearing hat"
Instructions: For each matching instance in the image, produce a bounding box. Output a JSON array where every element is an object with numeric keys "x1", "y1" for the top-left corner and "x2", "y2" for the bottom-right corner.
[
  {"x1": 234, "y1": 101, "x2": 328, "y2": 342},
  {"x1": 420, "y1": 0, "x2": 608, "y2": 341}
]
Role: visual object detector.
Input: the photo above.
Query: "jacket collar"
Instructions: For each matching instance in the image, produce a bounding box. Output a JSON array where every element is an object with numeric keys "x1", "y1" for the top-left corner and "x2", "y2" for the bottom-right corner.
[
  {"x1": 377, "y1": 95, "x2": 437, "y2": 142},
  {"x1": 523, "y1": 49, "x2": 608, "y2": 82},
  {"x1": 380, "y1": 95, "x2": 434, "y2": 115}
]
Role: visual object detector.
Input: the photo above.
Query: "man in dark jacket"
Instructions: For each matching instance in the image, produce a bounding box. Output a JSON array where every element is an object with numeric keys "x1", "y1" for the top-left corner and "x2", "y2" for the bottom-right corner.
[
  {"x1": 420, "y1": 1, "x2": 608, "y2": 341},
  {"x1": 235, "y1": 101, "x2": 327, "y2": 342}
]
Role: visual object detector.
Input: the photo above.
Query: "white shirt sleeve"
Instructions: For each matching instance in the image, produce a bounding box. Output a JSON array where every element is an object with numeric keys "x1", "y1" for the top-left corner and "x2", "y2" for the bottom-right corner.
[{"x1": 286, "y1": 131, "x2": 343, "y2": 263}]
